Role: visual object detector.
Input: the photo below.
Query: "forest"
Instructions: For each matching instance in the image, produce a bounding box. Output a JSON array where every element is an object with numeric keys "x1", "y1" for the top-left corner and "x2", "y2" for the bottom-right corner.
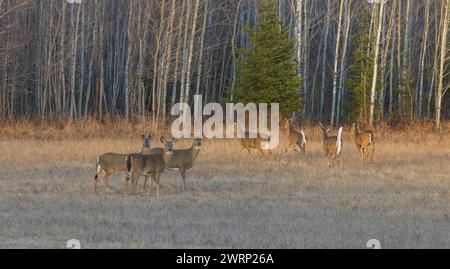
[{"x1": 0, "y1": 0, "x2": 448, "y2": 129}]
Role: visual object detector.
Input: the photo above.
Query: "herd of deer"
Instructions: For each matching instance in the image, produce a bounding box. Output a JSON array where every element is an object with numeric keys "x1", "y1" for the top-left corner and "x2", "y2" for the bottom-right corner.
[{"x1": 93, "y1": 119, "x2": 375, "y2": 197}]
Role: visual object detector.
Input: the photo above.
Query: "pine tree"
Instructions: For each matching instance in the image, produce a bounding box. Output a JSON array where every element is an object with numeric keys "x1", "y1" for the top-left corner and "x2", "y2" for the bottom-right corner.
[
  {"x1": 232, "y1": 0, "x2": 302, "y2": 118},
  {"x1": 346, "y1": 9, "x2": 382, "y2": 124}
]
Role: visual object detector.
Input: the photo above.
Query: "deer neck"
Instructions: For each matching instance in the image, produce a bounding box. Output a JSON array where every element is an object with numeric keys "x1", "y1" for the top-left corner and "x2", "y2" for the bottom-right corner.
[
  {"x1": 162, "y1": 149, "x2": 174, "y2": 164},
  {"x1": 190, "y1": 144, "x2": 201, "y2": 161}
]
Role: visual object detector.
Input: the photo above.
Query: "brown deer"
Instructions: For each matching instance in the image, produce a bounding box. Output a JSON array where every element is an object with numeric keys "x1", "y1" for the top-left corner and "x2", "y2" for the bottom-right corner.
[
  {"x1": 235, "y1": 122, "x2": 272, "y2": 158},
  {"x1": 141, "y1": 135, "x2": 165, "y2": 192},
  {"x1": 351, "y1": 123, "x2": 375, "y2": 164},
  {"x1": 161, "y1": 137, "x2": 202, "y2": 192},
  {"x1": 126, "y1": 143, "x2": 172, "y2": 197},
  {"x1": 93, "y1": 134, "x2": 155, "y2": 194},
  {"x1": 319, "y1": 123, "x2": 344, "y2": 167},
  {"x1": 284, "y1": 118, "x2": 307, "y2": 154}
]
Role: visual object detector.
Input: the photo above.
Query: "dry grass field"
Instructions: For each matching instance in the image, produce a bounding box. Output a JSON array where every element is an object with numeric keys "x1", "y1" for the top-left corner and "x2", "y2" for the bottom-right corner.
[{"x1": 0, "y1": 121, "x2": 449, "y2": 249}]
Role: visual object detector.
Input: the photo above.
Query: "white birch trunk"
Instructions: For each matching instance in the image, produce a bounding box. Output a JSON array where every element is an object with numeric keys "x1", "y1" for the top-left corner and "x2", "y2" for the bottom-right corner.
[
  {"x1": 330, "y1": 0, "x2": 344, "y2": 127},
  {"x1": 369, "y1": 0, "x2": 385, "y2": 128}
]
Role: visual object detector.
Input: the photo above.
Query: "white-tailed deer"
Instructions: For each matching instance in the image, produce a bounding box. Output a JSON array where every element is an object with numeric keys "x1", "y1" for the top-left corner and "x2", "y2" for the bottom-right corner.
[
  {"x1": 141, "y1": 135, "x2": 165, "y2": 191},
  {"x1": 319, "y1": 123, "x2": 344, "y2": 167},
  {"x1": 235, "y1": 122, "x2": 272, "y2": 158},
  {"x1": 284, "y1": 119, "x2": 307, "y2": 154},
  {"x1": 161, "y1": 137, "x2": 202, "y2": 192},
  {"x1": 351, "y1": 123, "x2": 375, "y2": 164},
  {"x1": 93, "y1": 134, "x2": 155, "y2": 194},
  {"x1": 126, "y1": 138, "x2": 174, "y2": 197}
]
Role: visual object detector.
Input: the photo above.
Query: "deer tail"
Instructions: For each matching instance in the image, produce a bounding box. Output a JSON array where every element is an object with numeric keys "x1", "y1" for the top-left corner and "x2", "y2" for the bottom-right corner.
[
  {"x1": 300, "y1": 131, "x2": 307, "y2": 147},
  {"x1": 336, "y1": 127, "x2": 343, "y2": 155},
  {"x1": 94, "y1": 157, "x2": 101, "y2": 180},
  {"x1": 126, "y1": 155, "x2": 133, "y2": 174}
]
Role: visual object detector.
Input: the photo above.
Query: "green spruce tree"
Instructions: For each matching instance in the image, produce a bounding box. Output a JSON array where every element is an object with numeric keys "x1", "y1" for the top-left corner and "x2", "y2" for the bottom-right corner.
[
  {"x1": 346, "y1": 9, "x2": 382, "y2": 124},
  {"x1": 232, "y1": 0, "x2": 302, "y2": 118}
]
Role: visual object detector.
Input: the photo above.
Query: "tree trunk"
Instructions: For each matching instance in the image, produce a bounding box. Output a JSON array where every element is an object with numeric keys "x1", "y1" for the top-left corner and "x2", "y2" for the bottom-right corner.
[
  {"x1": 319, "y1": 0, "x2": 331, "y2": 121},
  {"x1": 124, "y1": 0, "x2": 133, "y2": 121},
  {"x1": 418, "y1": 0, "x2": 430, "y2": 119},
  {"x1": 330, "y1": 0, "x2": 344, "y2": 127},
  {"x1": 195, "y1": 0, "x2": 209, "y2": 97},
  {"x1": 230, "y1": 0, "x2": 242, "y2": 101},
  {"x1": 336, "y1": 0, "x2": 351, "y2": 126},
  {"x1": 171, "y1": 0, "x2": 187, "y2": 108},
  {"x1": 77, "y1": 3, "x2": 85, "y2": 119},
  {"x1": 69, "y1": 4, "x2": 81, "y2": 121},
  {"x1": 436, "y1": 0, "x2": 449, "y2": 131},
  {"x1": 184, "y1": 0, "x2": 201, "y2": 105},
  {"x1": 369, "y1": 0, "x2": 385, "y2": 128}
]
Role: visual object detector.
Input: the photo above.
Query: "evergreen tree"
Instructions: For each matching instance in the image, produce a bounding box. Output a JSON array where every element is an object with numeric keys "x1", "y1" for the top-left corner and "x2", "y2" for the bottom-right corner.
[
  {"x1": 346, "y1": 9, "x2": 382, "y2": 124},
  {"x1": 232, "y1": 0, "x2": 302, "y2": 118}
]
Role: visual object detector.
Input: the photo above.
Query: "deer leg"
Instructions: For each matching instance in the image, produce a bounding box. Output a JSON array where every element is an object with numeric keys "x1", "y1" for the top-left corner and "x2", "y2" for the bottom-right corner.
[
  {"x1": 148, "y1": 177, "x2": 153, "y2": 190},
  {"x1": 124, "y1": 175, "x2": 130, "y2": 196},
  {"x1": 333, "y1": 154, "x2": 339, "y2": 168},
  {"x1": 103, "y1": 173, "x2": 111, "y2": 194},
  {"x1": 93, "y1": 174, "x2": 99, "y2": 194},
  {"x1": 147, "y1": 175, "x2": 155, "y2": 197},
  {"x1": 180, "y1": 168, "x2": 187, "y2": 192},
  {"x1": 324, "y1": 151, "x2": 331, "y2": 167},
  {"x1": 370, "y1": 144, "x2": 375, "y2": 163},
  {"x1": 360, "y1": 148, "x2": 365, "y2": 164},
  {"x1": 258, "y1": 148, "x2": 266, "y2": 159},
  {"x1": 154, "y1": 174, "x2": 161, "y2": 197},
  {"x1": 295, "y1": 142, "x2": 302, "y2": 152},
  {"x1": 143, "y1": 176, "x2": 149, "y2": 191},
  {"x1": 131, "y1": 173, "x2": 139, "y2": 195}
]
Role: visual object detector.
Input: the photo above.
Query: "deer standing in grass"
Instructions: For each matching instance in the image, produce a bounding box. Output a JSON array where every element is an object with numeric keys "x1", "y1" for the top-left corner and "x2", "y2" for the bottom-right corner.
[
  {"x1": 319, "y1": 123, "x2": 344, "y2": 167},
  {"x1": 283, "y1": 119, "x2": 307, "y2": 154},
  {"x1": 93, "y1": 134, "x2": 156, "y2": 194},
  {"x1": 126, "y1": 138, "x2": 174, "y2": 197},
  {"x1": 161, "y1": 137, "x2": 202, "y2": 192},
  {"x1": 141, "y1": 135, "x2": 165, "y2": 192},
  {"x1": 351, "y1": 123, "x2": 375, "y2": 164},
  {"x1": 235, "y1": 123, "x2": 272, "y2": 158}
]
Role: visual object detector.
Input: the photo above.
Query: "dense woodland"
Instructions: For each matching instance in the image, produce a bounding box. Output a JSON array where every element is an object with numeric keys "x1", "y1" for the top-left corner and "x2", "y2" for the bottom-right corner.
[{"x1": 0, "y1": 0, "x2": 448, "y2": 129}]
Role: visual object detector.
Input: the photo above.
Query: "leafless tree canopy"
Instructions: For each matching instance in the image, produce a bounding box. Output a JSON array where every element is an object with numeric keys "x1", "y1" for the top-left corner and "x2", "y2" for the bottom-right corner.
[{"x1": 0, "y1": 0, "x2": 448, "y2": 127}]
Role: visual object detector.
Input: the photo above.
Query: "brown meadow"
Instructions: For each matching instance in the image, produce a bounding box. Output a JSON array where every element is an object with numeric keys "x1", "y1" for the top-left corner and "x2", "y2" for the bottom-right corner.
[{"x1": 0, "y1": 119, "x2": 449, "y2": 248}]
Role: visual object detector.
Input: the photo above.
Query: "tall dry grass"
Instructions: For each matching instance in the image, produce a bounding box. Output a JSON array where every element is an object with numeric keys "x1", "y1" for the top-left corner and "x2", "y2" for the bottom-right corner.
[{"x1": 1, "y1": 118, "x2": 449, "y2": 142}]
